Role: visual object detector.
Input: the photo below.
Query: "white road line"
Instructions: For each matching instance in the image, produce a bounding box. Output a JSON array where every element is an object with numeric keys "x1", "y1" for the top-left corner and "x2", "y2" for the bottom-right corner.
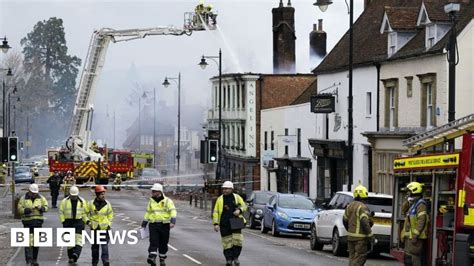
[
  {"x1": 168, "y1": 244, "x2": 178, "y2": 251},
  {"x1": 183, "y1": 254, "x2": 202, "y2": 265}
]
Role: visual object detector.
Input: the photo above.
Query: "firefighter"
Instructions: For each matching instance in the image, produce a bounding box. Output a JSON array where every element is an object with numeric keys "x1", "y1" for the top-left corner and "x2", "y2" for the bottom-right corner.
[
  {"x1": 113, "y1": 173, "x2": 122, "y2": 191},
  {"x1": 212, "y1": 181, "x2": 247, "y2": 266},
  {"x1": 59, "y1": 185, "x2": 90, "y2": 263},
  {"x1": 47, "y1": 171, "x2": 62, "y2": 208},
  {"x1": 403, "y1": 181, "x2": 429, "y2": 266},
  {"x1": 343, "y1": 184, "x2": 373, "y2": 266},
  {"x1": 17, "y1": 184, "x2": 48, "y2": 266},
  {"x1": 89, "y1": 185, "x2": 114, "y2": 266},
  {"x1": 32, "y1": 166, "x2": 39, "y2": 177},
  {"x1": 141, "y1": 183, "x2": 176, "y2": 266},
  {"x1": 91, "y1": 141, "x2": 100, "y2": 153},
  {"x1": 63, "y1": 170, "x2": 76, "y2": 197}
]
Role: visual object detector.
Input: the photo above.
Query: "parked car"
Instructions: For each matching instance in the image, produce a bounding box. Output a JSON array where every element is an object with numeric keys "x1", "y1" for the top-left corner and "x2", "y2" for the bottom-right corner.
[
  {"x1": 128, "y1": 168, "x2": 163, "y2": 189},
  {"x1": 261, "y1": 193, "x2": 319, "y2": 237},
  {"x1": 310, "y1": 191, "x2": 392, "y2": 256},
  {"x1": 245, "y1": 191, "x2": 277, "y2": 229},
  {"x1": 14, "y1": 166, "x2": 35, "y2": 184}
]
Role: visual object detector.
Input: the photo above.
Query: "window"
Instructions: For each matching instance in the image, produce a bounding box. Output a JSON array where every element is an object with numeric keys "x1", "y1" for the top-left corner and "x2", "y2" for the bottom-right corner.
[
  {"x1": 271, "y1": 131, "x2": 274, "y2": 150},
  {"x1": 366, "y1": 92, "x2": 372, "y2": 116},
  {"x1": 232, "y1": 85, "x2": 235, "y2": 109},
  {"x1": 241, "y1": 126, "x2": 245, "y2": 150},
  {"x1": 419, "y1": 74, "x2": 436, "y2": 128},
  {"x1": 264, "y1": 131, "x2": 268, "y2": 150},
  {"x1": 227, "y1": 85, "x2": 231, "y2": 110},
  {"x1": 406, "y1": 77, "x2": 413, "y2": 97},
  {"x1": 388, "y1": 88, "x2": 396, "y2": 129},
  {"x1": 284, "y1": 128, "x2": 289, "y2": 155},
  {"x1": 383, "y1": 79, "x2": 398, "y2": 130},
  {"x1": 426, "y1": 83, "x2": 434, "y2": 128},
  {"x1": 236, "y1": 84, "x2": 240, "y2": 108},
  {"x1": 215, "y1": 86, "x2": 218, "y2": 109},
  {"x1": 388, "y1": 32, "x2": 397, "y2": 55},
  {"x1": 223, "y1": 85, "x2": 226, "y2": 109},
  {"x1": 297, "y1": 128, "x2": 301, "y2": 157},
  {"x1": 237, "y1": 125, "x2": 240, "y2": 149},
  {"x1": 241, "y1": 84, "x2": 246, "y2": 108},
  {"x1": 427, "y1": 24, "x2": 436, "y2": 48}
]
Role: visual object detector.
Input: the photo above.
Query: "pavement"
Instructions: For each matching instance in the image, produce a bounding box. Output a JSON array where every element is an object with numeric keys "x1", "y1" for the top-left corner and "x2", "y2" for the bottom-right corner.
[{"x1": 1, "y1": 187, "x2": 400, "y2": 265}]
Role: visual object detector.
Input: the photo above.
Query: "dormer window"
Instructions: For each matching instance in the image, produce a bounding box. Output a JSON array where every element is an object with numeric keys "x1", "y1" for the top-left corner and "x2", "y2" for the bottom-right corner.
[
  {"x1": 388, "y1": 32, "x2": 397, "y2": 56},
  {"x1": 427, "y1": 24, "x2": 436, "y2": 48}
]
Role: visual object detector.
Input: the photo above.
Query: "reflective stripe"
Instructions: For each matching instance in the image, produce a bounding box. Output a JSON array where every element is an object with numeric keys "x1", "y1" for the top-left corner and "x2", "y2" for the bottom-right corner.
[{"x1": 417, "y1": 211, "x2": 427, "y2": 217}]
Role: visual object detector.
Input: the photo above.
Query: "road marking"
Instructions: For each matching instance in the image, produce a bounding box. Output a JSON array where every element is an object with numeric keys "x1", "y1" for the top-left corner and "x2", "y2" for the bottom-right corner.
[
  {"x1": 183, "y1": 254, "x2": 202, "y2": 264},
  {"x1": 168, "y1": 244, "x2": 178, "y2": 251}
]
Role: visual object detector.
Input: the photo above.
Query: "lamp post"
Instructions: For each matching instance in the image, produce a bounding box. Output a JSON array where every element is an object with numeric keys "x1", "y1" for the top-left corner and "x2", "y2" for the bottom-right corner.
[
  {"x1": 163, "y1": 74, "x2": 181, "y2": 186},
  {"x1": 445, "y1": 2, "x2": 460, "y2": 152},
  {"x1": 7, "y1": 86, "x2": 17, "y2": 136},
  {"x1": 198, "y1": 49, "x2": 222, "y2": 179},
  {"x1": 314, "y1": 0, "x2": 354, "y2": 190},
  {"x1": 2, "y1": 68, "x2": 13, "y2": 137},
  {"x1": 138, "y1": 91, "x2": 147, "y2": 152},
  {"x1": 13, "y1": 97, "x2": 19, "y2": 133}
]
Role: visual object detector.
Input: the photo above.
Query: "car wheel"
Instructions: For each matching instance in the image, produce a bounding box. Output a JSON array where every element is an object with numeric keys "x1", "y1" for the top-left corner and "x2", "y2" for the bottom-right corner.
[
  {"x1": 260, "y1": 217, "x2": 269, "y2": 234},
  {"x1": 332, "y1": 229, "x2": 345, "y2": 256},
  {"x1": 249, "y1": 215, "x2": 256, "y2": 229},
  {"x1": 310, "y1": 225, "x2": 324, "y2": 250},
  {"x1": 271, "y1": 220, "x2": 280, "y2": 237}
]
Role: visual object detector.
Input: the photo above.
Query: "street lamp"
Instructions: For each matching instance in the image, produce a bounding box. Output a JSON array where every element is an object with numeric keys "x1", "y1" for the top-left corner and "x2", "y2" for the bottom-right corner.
[
  {"x1": 2, "y1": 68, "x2": 13, "y2": 137},
  {"x1": 314, "y1": 0, "x2": 354, "y2": 190},
  {"x1": 0, "y1": 37, "x2": 11, "y2": 54},
  {"x1": 198, "y1": 49, "x2": 222, "y2": 179},
  {"x1": 7, "y1": 86, "x2": 17, "y2": 136},
  {"x1": 445, "y1": 2, "x2": 460, "y2": 151},
  {"x1": 138, "y1": 91, "x2": 147, "y2": 152},
  {"x1": 162, "y1": 73, "x2": 182, "y2": 185},
  {"x1": 13, "y1": 97, "x2": 20, "y2": 133}
]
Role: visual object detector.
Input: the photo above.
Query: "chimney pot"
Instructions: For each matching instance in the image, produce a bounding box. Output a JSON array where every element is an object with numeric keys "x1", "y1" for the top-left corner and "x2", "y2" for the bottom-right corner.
[
  {"x1": 313, "y1": 24, "x2": 317, "y2": 31},
  {"x1": 318, "y1": 19, "x2": 323, "y2": 31},
  {"x1": 287, "y1": 0, "x2": 292, "y2": 6}
]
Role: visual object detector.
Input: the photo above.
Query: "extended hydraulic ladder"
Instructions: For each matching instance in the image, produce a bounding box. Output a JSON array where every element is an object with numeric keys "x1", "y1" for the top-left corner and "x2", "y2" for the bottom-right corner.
[{"x1": 403, "y1": 113, "x2": 474, "y2": 152}]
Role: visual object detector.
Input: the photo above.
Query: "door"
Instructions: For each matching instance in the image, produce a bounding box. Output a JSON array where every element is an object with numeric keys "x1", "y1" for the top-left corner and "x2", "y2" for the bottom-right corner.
[{"x1": 318, "y1": 194, "x2": 339, "y2": 239}]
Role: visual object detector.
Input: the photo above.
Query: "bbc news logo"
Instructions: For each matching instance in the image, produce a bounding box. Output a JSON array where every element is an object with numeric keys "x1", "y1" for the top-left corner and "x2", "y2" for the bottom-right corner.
[{"x1": 11, "y1": 228, "x2": 139, "y2": 247}]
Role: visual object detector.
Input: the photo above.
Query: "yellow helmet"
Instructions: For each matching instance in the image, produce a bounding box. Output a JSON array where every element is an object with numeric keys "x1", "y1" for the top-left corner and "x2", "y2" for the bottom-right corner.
[
  {"x1": 116, "y1": 173, "x2": 122, "y2": 177},
  {"x1": 406, "y1": 181, "x2": 423, "y2": 195},
  {"x1": 353, "y1": 184, "x2": 368, "y2": 199}
]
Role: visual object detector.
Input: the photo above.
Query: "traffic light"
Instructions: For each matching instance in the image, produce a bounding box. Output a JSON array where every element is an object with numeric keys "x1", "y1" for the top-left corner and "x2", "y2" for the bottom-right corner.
[
  {"x1": 8, "y1": 137, "x2": 19, "y2": 162},
  {"x1": 0, "y1": 137, "x2": 8, "y2": 162},
  {"x1": 208, "y1": 139, "x2": 218, "y2": 164}
]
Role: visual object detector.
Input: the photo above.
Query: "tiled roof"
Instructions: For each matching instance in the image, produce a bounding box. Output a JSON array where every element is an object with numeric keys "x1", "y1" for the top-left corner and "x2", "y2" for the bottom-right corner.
[
  {"x1": 291, "y1": 79, "x2": 318, "y2": 105},
  {"x1": 314, "y1": 0, "x2": 473, "y2": 72},
  {"x1": 385, "y1": 6, "x2": 419, "y2": 30}
]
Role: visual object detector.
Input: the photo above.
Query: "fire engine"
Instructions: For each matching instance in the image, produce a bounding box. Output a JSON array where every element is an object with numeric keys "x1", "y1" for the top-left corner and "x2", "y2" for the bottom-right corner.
[
  {"x1": 48, "y1": 3, "x2": 217, "y2": 183},
  {"x1": 390, "y1": 113, "x2": 474, "y2": 265}
]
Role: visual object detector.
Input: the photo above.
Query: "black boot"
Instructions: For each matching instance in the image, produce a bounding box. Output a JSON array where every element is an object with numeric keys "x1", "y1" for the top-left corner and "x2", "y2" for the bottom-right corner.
[
  {"x1": 226, "y1": 260, "x2": 233, "y2": 266},
  {"x1": 147, "y1": 255, "x2": 156, "y2": 266},
  {"x1": 159, "y1": 257, "x2": 166, "y2": 266}
]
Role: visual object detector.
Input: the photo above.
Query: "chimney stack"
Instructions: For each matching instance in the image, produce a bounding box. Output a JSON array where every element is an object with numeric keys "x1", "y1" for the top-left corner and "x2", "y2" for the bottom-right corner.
[
  {"x1": 272, "y1": 1, "x2": 296, "y2": 74},
  {"x1": 309, "y1": 19, "x2": 327, "y2": 64}
]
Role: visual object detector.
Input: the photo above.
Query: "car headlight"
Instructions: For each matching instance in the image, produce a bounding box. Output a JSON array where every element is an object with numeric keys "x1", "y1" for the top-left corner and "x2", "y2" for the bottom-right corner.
[
  {"x1": 276, "y1": 211, "x2": 289, "y2": 220},
  {"x1": 256, "y1": 209, "x2": 263, "y2": 215}
]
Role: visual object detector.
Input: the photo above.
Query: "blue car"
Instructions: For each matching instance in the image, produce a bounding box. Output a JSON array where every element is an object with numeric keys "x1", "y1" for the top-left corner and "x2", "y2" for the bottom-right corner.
[{"x1": 261, "y1": 193, "x2": 318, "y2": 237}]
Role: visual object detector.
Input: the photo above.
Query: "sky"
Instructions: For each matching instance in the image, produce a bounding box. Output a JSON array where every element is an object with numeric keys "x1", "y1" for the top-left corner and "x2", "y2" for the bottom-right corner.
[{"x1": 0, "y1": 0, "x2": 364, "y2": 147}]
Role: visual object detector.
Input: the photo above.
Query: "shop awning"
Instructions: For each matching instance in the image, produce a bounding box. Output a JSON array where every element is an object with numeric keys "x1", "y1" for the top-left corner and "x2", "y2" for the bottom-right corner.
[{"x1": 308, "y1": 138, "x2": 347, "y2": 159}]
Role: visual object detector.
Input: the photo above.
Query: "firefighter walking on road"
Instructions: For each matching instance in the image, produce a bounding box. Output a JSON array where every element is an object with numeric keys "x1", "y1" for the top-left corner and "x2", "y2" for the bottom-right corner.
[
  {"x1": 59, "y1": 185, "x2": 90, "y2": 263},
  {"x1": 403, "y1": 182, "x2": 429, "y2": 266},
  {"x1": 17, "y1": 184, "x2": 49, "y2": 266},
  {"x1": 141, "y1": 183, "x2": 177, "y2": 266},
  {"x1": 112, "y1": 173, "x2": 122, "y2": 191},
  {"x1": 47, "y1": 171, "x2": 62, "y2": 208},
  {"x1": 343, "y1": 184, "x2": 373, "y2": 266},
  {"x1": 212, "y1": 181, "x2": 247, "y2": 266},
  {"x1": 89, "y1": 185, "x2": 114, "y2": 266},
  {"x1": 63, "y1": 170, "x2": 76, "y2": 197}
]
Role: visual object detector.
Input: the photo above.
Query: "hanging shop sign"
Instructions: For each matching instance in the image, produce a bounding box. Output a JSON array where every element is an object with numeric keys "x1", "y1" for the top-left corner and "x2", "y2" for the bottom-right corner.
[{"x1": 311, "y1": 95, "x2": 335, "y2": 113}]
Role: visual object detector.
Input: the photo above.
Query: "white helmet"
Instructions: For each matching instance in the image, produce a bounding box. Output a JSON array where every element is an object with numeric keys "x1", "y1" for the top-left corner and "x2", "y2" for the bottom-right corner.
[
  {"x1": 69, "y1": 186, "x2": 79, "y2": 196},
  {"x1": 151, "y1": 183, "x2": 163, "y2": 192},
  {"x1": 222, "y1": 181, "x2": 234, "y2": 189},
  {"x1": 29, "y1": 184, "x2": 39, "y2": 194}
]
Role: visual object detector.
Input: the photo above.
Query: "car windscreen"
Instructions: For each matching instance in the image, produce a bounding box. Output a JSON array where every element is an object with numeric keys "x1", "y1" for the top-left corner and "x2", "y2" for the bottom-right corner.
[
  {"x1": 278, "y1": 196, "x2": 315, "y2": 210},
  {"x1": 16, "y1": 167, "x2": 30, "y2": 174},
  {"x1": 366, "y1": 197, "x2": 392, "y2": 213},
  {"x1": 255, "y1": 193, "x2": 274, "y2": 205}
]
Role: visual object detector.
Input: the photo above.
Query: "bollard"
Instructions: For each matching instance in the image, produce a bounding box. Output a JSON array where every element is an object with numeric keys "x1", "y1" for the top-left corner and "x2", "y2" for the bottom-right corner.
[
  {"x1": 199, "y1": 195, "x2": 203, "y2": 209},
  {"x1": 189, "y1": 195, "x2": 193, "y2": 206},
  {"x1": 194, "y1": 194, "x2": 198, "y2": 207}
]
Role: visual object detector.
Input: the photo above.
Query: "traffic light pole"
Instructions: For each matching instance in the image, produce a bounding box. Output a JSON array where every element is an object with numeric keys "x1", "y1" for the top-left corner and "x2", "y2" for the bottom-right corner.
[{"x1": 11, "y1": 162, "x2": 15, "y2": 216}]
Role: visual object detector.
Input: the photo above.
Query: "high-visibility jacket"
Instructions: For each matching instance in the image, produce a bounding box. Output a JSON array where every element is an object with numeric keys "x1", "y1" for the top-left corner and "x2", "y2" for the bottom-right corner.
[
  {"x1": 404, "y1": 198, "x2": 429, "y2": 240},
  {"x1": 343, "y1": 201, "x2": 373, "y2": 241},
  {"x1": 59, "y1": 196, "x2": 89, "y2": 224},
  {"x1": 18, "y1": 194, "x2": 49, "y2": 222},
  {"x1": 89, "y1": 199, "x2": 114, "y2": 230},
  {"x1": 212, "y1": 193, "x2": 247, "y2": 225},
  {"x1": 144, "y1": 196, "x2": 176, "y2": 224}
]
